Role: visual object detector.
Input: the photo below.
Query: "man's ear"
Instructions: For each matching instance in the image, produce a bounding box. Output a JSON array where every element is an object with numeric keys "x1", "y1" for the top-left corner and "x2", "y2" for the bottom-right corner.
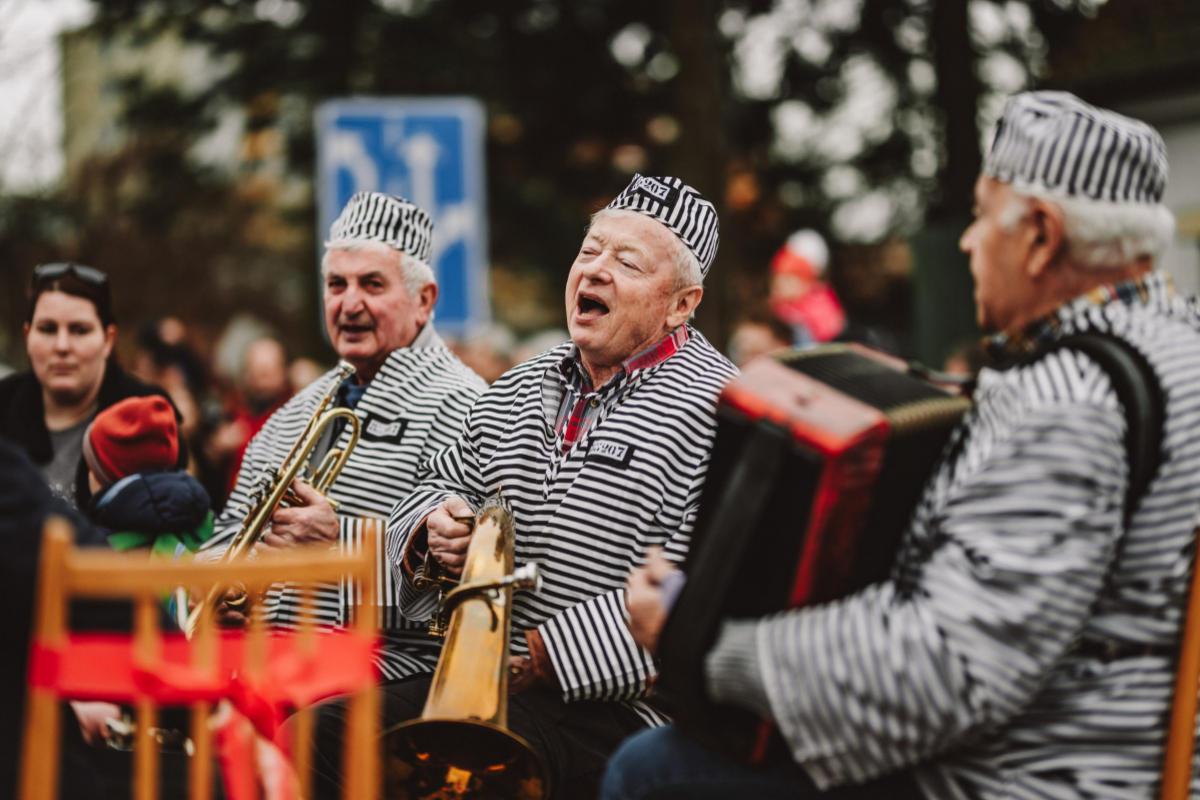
[
  {"x1": 1025, "y1": 198, "x2": 1066, "y2": 279},
  {"x1": 666, "y1": 286, "x2": 704, "y2": 329},
  {"x1": 416, "y1": 282, "x2": 439, "y2": 323}
]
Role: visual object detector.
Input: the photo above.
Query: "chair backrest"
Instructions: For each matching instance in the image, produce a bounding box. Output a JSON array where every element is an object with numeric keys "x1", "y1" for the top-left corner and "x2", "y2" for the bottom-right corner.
[{"x1": 20, "y1": 515, "x2": 382, "y2": 800}]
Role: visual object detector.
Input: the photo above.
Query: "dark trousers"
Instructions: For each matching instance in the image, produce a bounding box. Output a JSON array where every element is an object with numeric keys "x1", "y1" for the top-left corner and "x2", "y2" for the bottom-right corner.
[
  {"x1": 599, "y1": 725, "x2": 924, "y2": 800},
  {"x1": 309, "y1": 674, "x2": 646, "y2": 800}
]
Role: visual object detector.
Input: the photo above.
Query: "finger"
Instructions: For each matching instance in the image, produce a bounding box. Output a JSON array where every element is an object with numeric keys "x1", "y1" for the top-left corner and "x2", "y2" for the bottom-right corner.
[
  {"x1": 645, "y1": 549, "x2": 676, "y2": 582},
  {"x1": 291, "y1": 479, "x2": 330, "y2": 506},
  {"x1": 428, "y1": 512, "x2": 473, "y2": 540},
  {"x1": 627, "y1": 566, "x2": 651, "y2": 594},
  {"x1": 445, "y1": 496, "x2": 473, "y2": 516},
  {"x1": 429, "y1": 531, "x2": 472, "y2": 555},
  {"x1": 271, "y1": 506, "x2": 299, "y2": 526}
]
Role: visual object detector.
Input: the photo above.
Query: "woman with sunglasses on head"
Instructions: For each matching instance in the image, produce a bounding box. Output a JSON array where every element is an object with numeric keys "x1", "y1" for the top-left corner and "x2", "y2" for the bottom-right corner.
[{"x1": 0, "y1": 263, "x2": 186, "y2": 507}]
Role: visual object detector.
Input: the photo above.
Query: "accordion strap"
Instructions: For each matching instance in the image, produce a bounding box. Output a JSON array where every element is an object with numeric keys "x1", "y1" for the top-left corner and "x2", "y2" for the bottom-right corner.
[{"x1": 1035, "y1": 333, "x2": 1164, "y2": 530}]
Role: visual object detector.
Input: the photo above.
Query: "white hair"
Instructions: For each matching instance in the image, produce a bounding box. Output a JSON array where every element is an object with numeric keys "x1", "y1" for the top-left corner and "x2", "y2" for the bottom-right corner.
[
  {"x1": 1001, "y1": 185, "x2": 1176, "y2": 271},
  {"x1": 321, "y1": 237, "x2": 435, "y2": 296},
  {"x1": 588, "y1": 208, "x2": 704, "y2": 291}
]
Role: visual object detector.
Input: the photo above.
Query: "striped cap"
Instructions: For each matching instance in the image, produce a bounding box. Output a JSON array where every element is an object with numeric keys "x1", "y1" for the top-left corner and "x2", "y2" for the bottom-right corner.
[
  {"x1": 328, "y1": 191, "x2": 433, "y2": 262},
  {"x1": 605, "y1": 175, "x2": 720, "y2": 275},
  {"x1": 984, "y1": 91, "x2": 1167, "y2": 204}
]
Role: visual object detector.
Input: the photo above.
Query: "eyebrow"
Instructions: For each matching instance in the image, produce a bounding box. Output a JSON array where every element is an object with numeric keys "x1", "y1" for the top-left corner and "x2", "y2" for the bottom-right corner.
[{"x1": 586, "y1": 229, "x2": 650, "y2": 260}]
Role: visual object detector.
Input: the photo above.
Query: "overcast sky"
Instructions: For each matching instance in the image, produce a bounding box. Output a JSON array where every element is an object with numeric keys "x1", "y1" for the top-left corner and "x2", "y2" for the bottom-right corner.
[{"x1": 0, "y1": 0, "x2": 94, "y2": 194}]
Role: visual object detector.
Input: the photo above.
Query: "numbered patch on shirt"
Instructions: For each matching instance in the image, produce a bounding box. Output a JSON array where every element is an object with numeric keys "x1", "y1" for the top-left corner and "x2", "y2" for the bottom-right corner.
[
  {"x1": 587, "y1": 439, "x2": 635, "y2": 468},
  {"x1": 361, "y1": 414, "x2": 408, "y2": 445}
]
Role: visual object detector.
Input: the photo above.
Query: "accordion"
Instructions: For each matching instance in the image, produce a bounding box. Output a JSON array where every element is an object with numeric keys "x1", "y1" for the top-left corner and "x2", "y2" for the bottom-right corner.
[{"x1": 654, "y1": 343, "x2": 971, "y2": 763}]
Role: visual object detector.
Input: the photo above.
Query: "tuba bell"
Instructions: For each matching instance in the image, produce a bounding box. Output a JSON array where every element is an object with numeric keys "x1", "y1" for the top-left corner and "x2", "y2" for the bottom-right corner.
[
  {"x1": 382, "y1": 494, "x2": 549, "y2": 800},
  {"x1": 184, "y1": 360, "x2": 361, "y2": 638}
]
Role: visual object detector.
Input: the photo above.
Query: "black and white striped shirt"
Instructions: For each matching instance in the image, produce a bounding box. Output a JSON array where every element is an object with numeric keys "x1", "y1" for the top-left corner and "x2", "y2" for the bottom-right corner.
[
  {"x1": 203, "y1": 326, "x2": 486, "y2": 679},
  {"x1": 387, "y1": 328, "x2": 738, "y2": 724},
  {"x1": 756, "y1": 272, "x2": 1200, "y2": 800}
]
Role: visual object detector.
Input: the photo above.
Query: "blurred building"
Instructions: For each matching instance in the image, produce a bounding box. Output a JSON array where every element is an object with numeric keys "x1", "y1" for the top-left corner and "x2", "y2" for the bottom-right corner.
[{"x1": 1047, "y1": 0, "x2": 1200, "y2": 294}]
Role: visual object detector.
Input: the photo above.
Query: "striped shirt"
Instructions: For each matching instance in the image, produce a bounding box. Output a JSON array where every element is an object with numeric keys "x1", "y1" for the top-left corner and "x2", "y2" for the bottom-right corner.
[
  {"x1": 201, "y1": 326, "x2": 486, "y2": 679},
  {"x1": 387, "y1": 327, "x2": 738, "y2": 724},
  {"x1": 755, "y1": 271, "x2": 1200, "y2": 800},
  {"x1": 549, "y1": 325, "x2": 689, "y2": 454}
]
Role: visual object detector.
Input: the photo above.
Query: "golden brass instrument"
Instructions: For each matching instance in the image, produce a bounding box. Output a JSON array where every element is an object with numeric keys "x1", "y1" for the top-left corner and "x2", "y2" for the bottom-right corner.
[
  {"x1": 184, "y1": 360, "x2": 361, "y2": 639},
  {"x1": 383, "y1": 495, "x2": 549, "y2": 800}
]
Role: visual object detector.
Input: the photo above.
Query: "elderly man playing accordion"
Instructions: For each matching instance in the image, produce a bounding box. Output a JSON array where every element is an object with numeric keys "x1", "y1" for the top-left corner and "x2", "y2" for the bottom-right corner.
[
  {"x1": 308, "y1": 175, "x2": 738, "y2": 798},
  {"x1": 199, "y1": 191, "x2": 486, "y2": 677},
  {"x1": 608, "y1": 92, "x2": 1200, "y2": 800}
]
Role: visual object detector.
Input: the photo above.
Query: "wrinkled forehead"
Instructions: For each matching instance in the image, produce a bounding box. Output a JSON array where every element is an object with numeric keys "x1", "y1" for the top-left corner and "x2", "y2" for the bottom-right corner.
[
  {"x1": 585, "y1": 211, "x2": 675, "y2": 262},
  {"x1": 323, "y1": 245, "x2": 404, "y2": 281}
]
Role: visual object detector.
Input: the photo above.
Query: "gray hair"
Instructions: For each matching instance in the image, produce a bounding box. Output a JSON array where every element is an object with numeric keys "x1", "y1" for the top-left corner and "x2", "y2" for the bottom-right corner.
[
  {"x1": 1001, "y1": 187, "x2": 1176, "y2": 271},
  {"x1": 321, "y1": 237, "x2": 435, "y2": 296},
  {"x1": 588, "y1": 208, "x2": 704, "y2": 291}
]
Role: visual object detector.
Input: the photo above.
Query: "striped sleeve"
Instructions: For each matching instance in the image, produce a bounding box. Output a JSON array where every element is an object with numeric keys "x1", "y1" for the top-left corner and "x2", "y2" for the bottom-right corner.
[
  {"x1": 758, "y1": 397, "x2": 1129, "y2": 788},
  {"x1": 385, "y1": 414, "x2": 487, "y2": 620},
  {"x1": 538, "y1": 589, "x2": 656, "y2": 702}
]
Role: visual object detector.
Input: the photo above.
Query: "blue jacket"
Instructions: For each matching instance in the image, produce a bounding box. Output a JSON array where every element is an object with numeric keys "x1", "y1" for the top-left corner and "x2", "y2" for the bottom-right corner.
[{"x1": 88, "y1": 470, "x2": 213, "y2": 557}]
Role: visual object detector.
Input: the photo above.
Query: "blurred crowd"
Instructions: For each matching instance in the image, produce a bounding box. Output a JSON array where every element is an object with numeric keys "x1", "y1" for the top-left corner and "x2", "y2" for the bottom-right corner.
[{"x1": 0, "y1": 225, "x2": 991, "y2": 516}]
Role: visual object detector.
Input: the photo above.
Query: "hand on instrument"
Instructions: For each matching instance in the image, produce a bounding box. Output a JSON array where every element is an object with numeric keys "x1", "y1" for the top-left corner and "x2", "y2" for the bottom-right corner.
[
  {"x1": 257, "y1": 480, "x2": 339, "y2": 553},
  {"x1": 626, "y1": 547, "x2": 678, "y2": 656},
  {"x1": 508, "y1": 656, "x2": 540, "y2": 695},
  {"x1": 426, "y1": 496, "x2": 475, "y2": 577},
  {"x1": 188, "y1": 586, "x2": 250, "y2": 628},
  {"x1": 71, "y1": 701, "x2": 122, "y2": 746}
]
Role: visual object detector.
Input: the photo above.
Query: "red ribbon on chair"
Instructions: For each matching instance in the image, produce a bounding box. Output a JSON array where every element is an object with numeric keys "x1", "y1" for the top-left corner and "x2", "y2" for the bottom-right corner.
[{"x1": 27, "y1": 629, "x2": 379, "y2": 740}]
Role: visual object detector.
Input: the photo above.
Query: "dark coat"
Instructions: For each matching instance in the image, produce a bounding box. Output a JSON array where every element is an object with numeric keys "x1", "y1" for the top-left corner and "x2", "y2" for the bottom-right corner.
[
  {"x1": 0, "y1": 437, "x2": 108, "y2": 799},
  {"x1": 0, "y1": 362, "x2": 188, "y2": 507},
  {"x1": 88, "y1": 470, "x2": 212, "y2": 553}
]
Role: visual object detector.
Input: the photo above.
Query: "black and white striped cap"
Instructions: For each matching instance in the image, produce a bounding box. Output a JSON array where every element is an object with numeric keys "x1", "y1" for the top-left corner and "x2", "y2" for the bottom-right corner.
[
  {"x1": 605, "y1": 175, "x2": 720, "y2": 276},
  {"x1": 984, "y1": 91, "x2": 1167, "y2": 204},
  {"x1": 328, "y1": 191, "x2": 433, "y2": 262}
]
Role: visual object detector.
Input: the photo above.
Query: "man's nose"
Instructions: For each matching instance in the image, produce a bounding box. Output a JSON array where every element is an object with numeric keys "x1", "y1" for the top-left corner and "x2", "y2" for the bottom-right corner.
[
  {"x1": 581, "y1": 253, "x2": 614, "y2": 282},
  {"x1": 54, "y1": 328, "x2": 71, "y2": 351},
  {"x1": 959, "y1": 225, "x2": 972, "y2": 253},
  {"x1": 340, "y1": 284, "x2": 367, "y2": 316}
]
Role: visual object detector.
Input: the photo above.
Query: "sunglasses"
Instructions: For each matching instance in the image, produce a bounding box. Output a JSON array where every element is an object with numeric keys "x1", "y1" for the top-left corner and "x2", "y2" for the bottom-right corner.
[{"x1": 32, "y1": 263, "x2": 109, "y2": 287}]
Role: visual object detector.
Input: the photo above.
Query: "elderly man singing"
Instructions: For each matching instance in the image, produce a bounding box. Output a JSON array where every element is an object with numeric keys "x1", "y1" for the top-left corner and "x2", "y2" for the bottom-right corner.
[
  {"x1": 201, "y1": 191, "x2": 486, "y2": 676},
  {"x1": 605, "y1": 92, "x2": 1200, "y2": 800},
  {"x1": 309, "y1": 175, "x2": 737, "y2": 798}
]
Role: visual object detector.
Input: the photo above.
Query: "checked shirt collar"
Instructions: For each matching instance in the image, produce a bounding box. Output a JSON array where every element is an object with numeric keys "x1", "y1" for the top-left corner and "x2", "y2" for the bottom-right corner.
[
  {"x1": 544, "y1": 325, "x2": 689, "y2": 460},
  {"x1": 987, "y1": 271, "x2": 1173, "y2": 362}
]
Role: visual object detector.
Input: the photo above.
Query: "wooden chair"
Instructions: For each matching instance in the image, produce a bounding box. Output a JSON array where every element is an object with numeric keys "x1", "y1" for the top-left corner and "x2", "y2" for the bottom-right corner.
[{"x1": 20, "y1": 515, "x2": 383, "y2": 800}]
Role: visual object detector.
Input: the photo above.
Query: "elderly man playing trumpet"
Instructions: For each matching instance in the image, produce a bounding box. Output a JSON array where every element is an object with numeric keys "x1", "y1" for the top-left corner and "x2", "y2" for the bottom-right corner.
[
  {"x1": 307, "y1": 175, "x2": 738, "y2": 798},
  {"x1": 200, "y1": 191, "x2": 485, "y2": 677}
]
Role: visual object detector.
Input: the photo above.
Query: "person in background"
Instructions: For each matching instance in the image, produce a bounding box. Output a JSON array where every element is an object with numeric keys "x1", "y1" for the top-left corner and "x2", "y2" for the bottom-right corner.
[
  {"x1": 510, "y1": 328, "x2": 571, "y2": 365},
  {"x1": 287, "y1": 357, "x2": 327, "y2": 392},
  {"x1": 605, "y1": 91, "x2": 1195, "y2": 800},
  {"x1": 0, "y1": 264, "x2": 185, "y2": 507},
  {"x1": 204, "y1": 336, "x2": 293, "y2": 500},
  {"x1": 768, "y1": 228, "x2": 846, "y2": 346},
  {"x1": 728, "y1": 307, "x2": 795, "y2": 367},
  {"x1": 451, "y1": 321, "x2": 516, "y2": 384}
]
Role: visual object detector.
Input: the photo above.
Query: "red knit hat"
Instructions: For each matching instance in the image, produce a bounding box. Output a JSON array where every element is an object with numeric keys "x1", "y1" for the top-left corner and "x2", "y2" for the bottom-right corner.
[{"x1": 83, "y1": 396, "x2": 179, "y2": 487}]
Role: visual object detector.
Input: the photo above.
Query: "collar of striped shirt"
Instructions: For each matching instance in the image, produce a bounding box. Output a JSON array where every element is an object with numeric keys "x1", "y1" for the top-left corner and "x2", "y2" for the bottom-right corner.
[
  {"x1": 988, "y1": 270, "x2": 1174, "y2": 360},
  {"x1": 547, "y1": 325, "x2": 690, "y2": 455}
]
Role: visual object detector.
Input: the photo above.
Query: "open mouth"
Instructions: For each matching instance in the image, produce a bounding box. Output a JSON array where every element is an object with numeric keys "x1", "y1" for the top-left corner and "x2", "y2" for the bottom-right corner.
[
  {"x1": 339, "y1": 323, "x2": 374, "y2": 336},
  {"x1": 577, "y1": 295, "x2": 610, "y2": 318}
]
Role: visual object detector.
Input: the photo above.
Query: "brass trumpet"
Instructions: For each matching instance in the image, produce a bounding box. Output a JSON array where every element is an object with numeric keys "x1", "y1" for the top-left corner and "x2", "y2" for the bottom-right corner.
[
  {"x1": 184, "y1": 360, "x2": 361, "y2": 639},
  {"x1": 383, "y1": 494, "x2": 549, "y2": 800}
]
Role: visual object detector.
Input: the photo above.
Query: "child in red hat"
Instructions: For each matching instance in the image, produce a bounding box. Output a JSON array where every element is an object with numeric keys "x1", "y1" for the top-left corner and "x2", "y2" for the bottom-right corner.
[{"x1": 82, "y1": 395, "x2": 214, "y2": 559}]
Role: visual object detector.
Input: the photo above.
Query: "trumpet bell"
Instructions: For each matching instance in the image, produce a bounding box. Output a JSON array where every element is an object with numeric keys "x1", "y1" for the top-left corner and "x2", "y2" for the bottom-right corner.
[{"x1": 382, "y1": 718, "x2": 548, "y2": 800}]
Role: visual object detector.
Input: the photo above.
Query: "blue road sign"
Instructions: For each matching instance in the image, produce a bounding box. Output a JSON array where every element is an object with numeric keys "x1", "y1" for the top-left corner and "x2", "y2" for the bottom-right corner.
[{"x1": 315, "y1": 97, "x2": 488, "y2": 337}]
